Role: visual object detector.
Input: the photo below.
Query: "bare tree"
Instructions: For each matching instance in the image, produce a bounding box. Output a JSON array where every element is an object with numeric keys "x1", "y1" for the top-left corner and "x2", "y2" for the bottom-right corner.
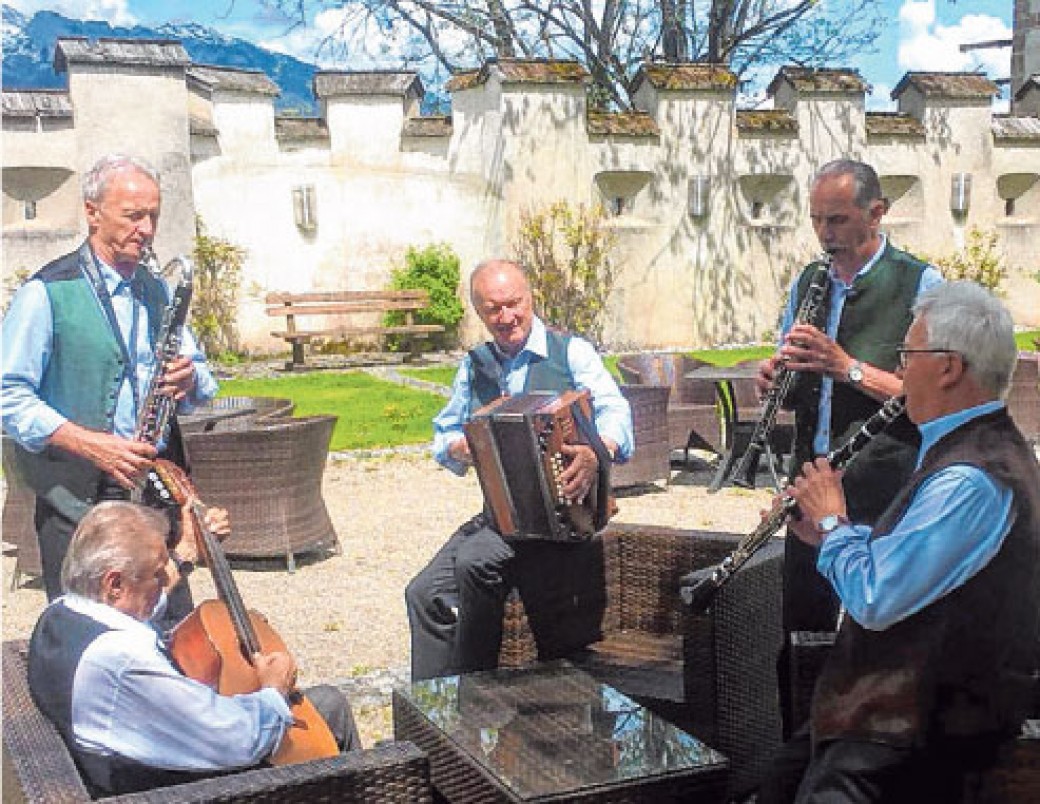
[{"x1": 265, "y1": 0, "x2": 886, "y2": 109}]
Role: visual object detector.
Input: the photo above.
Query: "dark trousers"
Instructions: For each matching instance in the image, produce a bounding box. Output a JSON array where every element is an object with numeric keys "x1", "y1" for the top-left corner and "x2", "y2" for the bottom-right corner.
[
  {"x1": 758, "y1": 725, "x2": 1003, "y2": 804},
  {"x1": 36, "y1": 497, "x2": 194, "y2": 634},
  {"x1": 304, "y1": 684, "x2": 362, "y2": 752},
  {"x1": 405, "y1": 514, "x2": 606, "y2": 681}
]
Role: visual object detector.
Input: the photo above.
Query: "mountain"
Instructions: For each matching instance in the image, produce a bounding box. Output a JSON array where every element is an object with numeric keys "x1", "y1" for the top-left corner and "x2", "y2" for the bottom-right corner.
[{"x1": 1, "y1": 4, "x2": 319, "y2": 115}]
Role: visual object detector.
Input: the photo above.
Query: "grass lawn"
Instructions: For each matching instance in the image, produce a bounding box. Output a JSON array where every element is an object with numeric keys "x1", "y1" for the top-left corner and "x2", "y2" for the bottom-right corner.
[
  {"x1": 399, "y1": 366, "x2": 458, "y2": 387},
  {"x1": 1016, "y1": 329, "x2": 1040, "y2": 351},
  {"x1": 218, "y1": 372, "x2": 446, "y2": 451}
]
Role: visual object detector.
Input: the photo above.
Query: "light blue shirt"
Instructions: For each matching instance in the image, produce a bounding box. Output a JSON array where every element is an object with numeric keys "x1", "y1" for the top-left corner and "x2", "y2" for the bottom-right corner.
[
  {"x1": 779, "y1": 236, "x2": 945, "y2": 454},
  {"x1": 816, "y1": 401, "x2": 1014, "y2": 631},
  {"x1": 432, "y1": 316, "x2": 634, "y2": 475},
  {"x1": 2, "y1": 260, "x2": 218, "y2": 452},
  {"x1": 57, "y1": 594, "x2": 292, "y2": 772}
]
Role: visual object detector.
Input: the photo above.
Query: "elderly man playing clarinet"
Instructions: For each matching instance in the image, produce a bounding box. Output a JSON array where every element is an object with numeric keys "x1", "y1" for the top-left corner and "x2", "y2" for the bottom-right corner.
[{"x1": 758, "y1": 281, "x2": 1040, "y2": 804}]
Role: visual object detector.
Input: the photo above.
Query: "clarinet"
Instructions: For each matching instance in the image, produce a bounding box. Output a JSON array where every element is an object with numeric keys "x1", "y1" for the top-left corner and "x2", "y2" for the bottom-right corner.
[
  {"x1": 132, "y1": 249, "x2": 194, "y2": 512},
  {"x1": 721, "y1": 253, "x2": 832, "y2": 490},
  {"x1": 681, "y1": 395, "x2": 907, "y2": 612}
]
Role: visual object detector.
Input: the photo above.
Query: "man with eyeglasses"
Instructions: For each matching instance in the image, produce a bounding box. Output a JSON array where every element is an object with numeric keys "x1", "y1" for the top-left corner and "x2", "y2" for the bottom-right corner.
[
  {"x1": 405, "y1": 258, "x2": 633, "y2": 681},
  {"x1": 758, "y1": 282, "x2": 1039, "y2": 803},
  {"x1": 756, "y1": 159, "x2": 944, "y2": 737}
]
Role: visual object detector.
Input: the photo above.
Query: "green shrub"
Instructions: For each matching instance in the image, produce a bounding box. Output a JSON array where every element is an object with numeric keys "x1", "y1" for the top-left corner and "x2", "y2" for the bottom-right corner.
[
  {"x1": 385, "y1": 243, "x2": 464, "y2": 350},
  {"x1": 929, "y1": 226, "x2": 1006, "y2": 294},
  {"x1": 193, "y1": 216, "x2": 245, "y2": 356},
  {"x1": 513, "y1": 200, "x2": 617, "y2": 347}
]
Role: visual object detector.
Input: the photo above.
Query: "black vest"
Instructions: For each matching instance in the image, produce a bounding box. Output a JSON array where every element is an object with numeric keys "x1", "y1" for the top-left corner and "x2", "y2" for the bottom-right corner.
[
  {"x1": 789, "y1": 243, "x2": 926, "y2": 524},
  {"x1": 468, "y1": 328, "x2": 575, "y2": 408},
  {"x1": 812, "y1": 409, "x2": 1040, "y2": 748},
  {"x1": 28, "y1": 602, "x2": 215, "y2": 796}
]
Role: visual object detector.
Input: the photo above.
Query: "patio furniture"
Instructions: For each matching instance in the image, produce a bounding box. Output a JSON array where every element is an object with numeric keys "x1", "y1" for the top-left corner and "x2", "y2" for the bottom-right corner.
[
  {"x1": 1, "y1": 639, "x2": 433, "y2": 804},
  {"x1": 1007, "y1": 351, "x2": 1039, "y2": 445},
  {"x1": 179, "y1": 396, "x2": 295, "y2": 434},
  {"x1": 182, "y1": 415, "x2": 339, "y2": 571},
  {"x1": 611, "y1": 385, "x2": 671, "y2": 488},
  {"x1": 2, "y1": 436, "x2": 41, "y2": 590},
  {"x1": 686, "y1": 363, "x2": 794, "y2": 493},
  {"x1": 393, "y1": 661, "x2": 729, "y2": 803},
  {"x1": 499, "y1": 523, "x2": 784, "y2": 800},
  {"x1": 616, "y1": 353, "x2": 723, "y2": 464}
]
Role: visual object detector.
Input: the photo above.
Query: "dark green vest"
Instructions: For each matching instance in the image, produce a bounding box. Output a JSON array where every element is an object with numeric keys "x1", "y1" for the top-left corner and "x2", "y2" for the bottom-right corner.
[
  {"x1": 789, "y1": 242, "x2": 925, "y2": 523},
  {"x1": 14, "y1": 245, "x2": 168, "y2": 521},
  {"x1": 468, "y1": 328, "x2": 575, "y2": 409},
  {"x1": 812, "y1": 409, "x2": 1040, "y2": 748}
]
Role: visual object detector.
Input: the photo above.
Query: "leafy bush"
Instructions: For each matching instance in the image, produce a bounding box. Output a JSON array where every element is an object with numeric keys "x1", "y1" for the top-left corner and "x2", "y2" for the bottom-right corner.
[
  {"x1": 192, "y1": 216, "x2": 245, "y2": 358},
  {"x1": 513, "y1": 200, "x2": 617, "y2": 347},
  {"x1": 930, "y1": 226, "x2": 1006, "y2": 294},
  {"x1": 385, "y1": 243, "x2": 464, "y2": 350}
]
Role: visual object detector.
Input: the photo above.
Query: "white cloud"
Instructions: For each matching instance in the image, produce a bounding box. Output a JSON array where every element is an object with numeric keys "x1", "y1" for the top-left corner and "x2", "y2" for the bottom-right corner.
[
  {"x1": 897, "y1": 1, "x2": 1011, "y2": 81},
  {"x1": 6, "y1": 0, "x2": 136, "y2": 26}
]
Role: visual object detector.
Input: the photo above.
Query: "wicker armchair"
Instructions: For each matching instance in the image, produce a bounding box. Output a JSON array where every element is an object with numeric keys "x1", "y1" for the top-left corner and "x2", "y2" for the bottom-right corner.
[
  {"x1": 617, "y1": 353, "x2": 723, "y2": 462},
  {"x1": 1, "y1": 640, "x2": 432, "y2": 804},
  {"x1": 182, "y1": 415, "x2": 339, "y2": 571},
  {"x1": 1008, "y1": 352, "x2": 1039, "y2": 445},
  {"x1": 179, "y1": 396, "x2": 296, "y2": 434},
  {"x1": 499, "y1": 523, "x2": 784, "y2": 800},
  {"x1": 2, "y1": 436, "x2": 41, "y2": 590},
  {"x1": 611, "y1": 385, "x2": 672, "y2": 488}
]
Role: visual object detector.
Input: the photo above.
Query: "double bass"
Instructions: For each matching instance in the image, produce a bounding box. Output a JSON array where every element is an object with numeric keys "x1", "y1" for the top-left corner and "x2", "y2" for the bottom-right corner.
[{"x1": 154, "y1": 460, "x2": 339, "y2": 765}]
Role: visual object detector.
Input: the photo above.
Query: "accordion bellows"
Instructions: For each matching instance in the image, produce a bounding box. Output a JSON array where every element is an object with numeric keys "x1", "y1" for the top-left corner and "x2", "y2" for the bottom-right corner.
[{"x1": 464, "y1": 390, "x2": 615, "y2": 541}]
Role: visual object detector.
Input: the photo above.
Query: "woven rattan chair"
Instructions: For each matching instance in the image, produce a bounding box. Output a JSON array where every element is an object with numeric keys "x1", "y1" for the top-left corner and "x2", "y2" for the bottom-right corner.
[
  {"x1": 611, "y1": 385, "x2": 671, "y2": 488},
  {"x1": 617, "y1": 353, "x2": 723, "y2": 462},
  {"x1": 499, "y1": 523, "x2": 784, "y2": 800},
  {"x1": 179, "y1": 396, "x2": 295, "y2": 434},
  {"x1": 2, "y1": 437, "x2": 41, "y2": 590},
  {"x1": 1, "y1": 640, "x2": 433, "y2": 803},
  {"x1": 183, "y1": 415, "x2": 339, "y2": 571},
  {"x1": 1008, "y1": 352, "x2": 1039, "y2": 445}
]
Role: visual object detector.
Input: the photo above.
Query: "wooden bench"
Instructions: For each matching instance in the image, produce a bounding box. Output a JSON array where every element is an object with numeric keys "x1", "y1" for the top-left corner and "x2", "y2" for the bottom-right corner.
[{"x1": 266, "y1": 290, "x2": 446, "y2": 369}]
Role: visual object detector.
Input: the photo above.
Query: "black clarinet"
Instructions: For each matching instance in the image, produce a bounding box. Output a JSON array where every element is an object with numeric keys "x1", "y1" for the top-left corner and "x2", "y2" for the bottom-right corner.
[
  {"x1": 681, "y1": 395, "x2": 907, "y2": 612},
  {"x1": 720, "y1": 254, "x2": 832, "y2": 490}
]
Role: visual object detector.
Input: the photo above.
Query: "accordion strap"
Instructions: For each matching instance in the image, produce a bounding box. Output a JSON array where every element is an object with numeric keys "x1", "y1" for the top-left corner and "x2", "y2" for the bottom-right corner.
[{"x1": 570, "y1": 403, "x2": 613, "y2": 532}]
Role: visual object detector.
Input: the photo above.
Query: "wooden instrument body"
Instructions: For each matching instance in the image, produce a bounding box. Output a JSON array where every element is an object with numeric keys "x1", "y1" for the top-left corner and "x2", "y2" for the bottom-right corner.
[
  {"x1": 465, "y1": 390, "x2": 614, "y2": 541},
  {"x1": 155, "y1": 461, "x2": 339, "y2": 766}
]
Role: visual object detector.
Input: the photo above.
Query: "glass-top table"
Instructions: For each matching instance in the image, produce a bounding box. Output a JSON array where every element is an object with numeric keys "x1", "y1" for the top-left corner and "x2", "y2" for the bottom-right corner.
[{"x1": 393, "y1": 661, "x2": 728, "y2": 803}]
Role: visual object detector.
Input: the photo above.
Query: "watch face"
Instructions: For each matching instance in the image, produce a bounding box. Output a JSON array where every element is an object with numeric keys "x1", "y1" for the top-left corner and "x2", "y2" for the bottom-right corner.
[
  {"x1": 848, "y1": 363, "x2": 864, "y2": 383},
  {"x1": 817, "y1": 514, "x2": 841, "y2": 533}
]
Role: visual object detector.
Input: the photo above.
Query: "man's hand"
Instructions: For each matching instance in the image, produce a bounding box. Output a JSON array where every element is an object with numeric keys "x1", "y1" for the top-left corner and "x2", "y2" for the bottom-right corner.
[
  {"x1": 172, "y1": 505, "x2": 230, "y2": 566},
  {"x1": 158, "y1": 356, "x2": 197, "y2": 402},
  {"x1": 779, "y1": 323, "x2": 851, "y2": 381},
  {"x1": 253, "y1": 651, "x2": 298, "y2": 697},
  {"x1": 448, "y1": 436, "x2": 473, "y2": 466},
  {"x1": 788, "y1": 458, "x2": 847, "y2": 547},
  {"x1": 559, "y1": 442, "x2": 599, "y2": 503},
  {"x1": 48, "y1": 422, "x2": 157, "y2": 489},
  {"x1": 756, "y1": 355, "x2": 781, "y2": 399}
]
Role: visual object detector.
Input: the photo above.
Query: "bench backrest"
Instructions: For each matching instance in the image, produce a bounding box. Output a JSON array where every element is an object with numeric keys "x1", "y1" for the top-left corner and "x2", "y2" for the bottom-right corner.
[{"x1": 265, "y1": 290, "x2": 429, "y2": 305}]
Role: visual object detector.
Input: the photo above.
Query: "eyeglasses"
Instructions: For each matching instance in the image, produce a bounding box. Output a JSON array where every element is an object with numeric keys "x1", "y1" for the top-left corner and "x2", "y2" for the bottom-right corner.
[{"x1": 896, "y1": 348, "x2": 959, "y2": 369}]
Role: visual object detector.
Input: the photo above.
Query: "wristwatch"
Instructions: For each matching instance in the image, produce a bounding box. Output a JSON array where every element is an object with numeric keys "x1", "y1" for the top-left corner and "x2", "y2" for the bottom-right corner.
[
  {"x1": 847, "y1": 360, "x2": 864, "y2": 386},
  {"x1": 816, "y1": 514, "x2": 846, "y2": 535}
]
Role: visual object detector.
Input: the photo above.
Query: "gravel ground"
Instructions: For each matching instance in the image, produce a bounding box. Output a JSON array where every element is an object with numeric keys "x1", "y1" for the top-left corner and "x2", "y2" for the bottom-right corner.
[{"x1": 2, "y1": 451, "x2": 772, "y2": 747}]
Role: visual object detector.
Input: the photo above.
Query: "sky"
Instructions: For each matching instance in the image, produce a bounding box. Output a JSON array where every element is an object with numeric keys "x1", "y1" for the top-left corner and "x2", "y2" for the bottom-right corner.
[{"x1": 6, "y1": 0, "x2": 1016, "y2": 111}]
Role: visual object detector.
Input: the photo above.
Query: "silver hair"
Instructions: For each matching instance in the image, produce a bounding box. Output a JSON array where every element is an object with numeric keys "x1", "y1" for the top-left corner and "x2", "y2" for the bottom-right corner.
[
  {"x1": 81, "y1": 154, "x2": 160, "y2": 204},
  {"x1": 913, "y1": 281, "x2": 1018, "y2": 398},
  {"x1": 61, "y1": 502, "x2": 169, "y2": 600},
  {"x1": 814, "y1": 159, "x2": 882, "y2": 210},
  {"x1": 469, "y1": 258, "x2": 529, "y2": 305}
]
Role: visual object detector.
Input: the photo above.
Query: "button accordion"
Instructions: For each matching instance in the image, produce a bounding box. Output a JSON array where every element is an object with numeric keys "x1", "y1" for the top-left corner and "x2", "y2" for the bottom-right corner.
[{"x1": 464, "y1": 390, "x2": 616, "y2": 541}]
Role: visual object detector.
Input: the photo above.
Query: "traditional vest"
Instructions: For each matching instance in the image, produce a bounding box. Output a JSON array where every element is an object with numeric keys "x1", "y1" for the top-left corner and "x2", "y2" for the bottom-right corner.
[
  {"x1": 13, "y1": 244, "x2": 169, "y2": 522},
  {"x1": 28, "y1": 602, "x2": 213, "y2": 796},
  {"x1": 811, "y1": 409, "x2": 1040, "y2": 749},
  {"x1": 789, "y1": 243, "x2": 926, "y2": 523},
  {"x1": 467, "y1": 328, "x2": 575, "y2": 408}
]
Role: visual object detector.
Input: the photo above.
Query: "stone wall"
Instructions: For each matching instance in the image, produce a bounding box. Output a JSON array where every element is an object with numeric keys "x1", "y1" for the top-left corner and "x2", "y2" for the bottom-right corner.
[{"x1": 3, "y1": 40, "x2": 1039, "y2": 353}]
